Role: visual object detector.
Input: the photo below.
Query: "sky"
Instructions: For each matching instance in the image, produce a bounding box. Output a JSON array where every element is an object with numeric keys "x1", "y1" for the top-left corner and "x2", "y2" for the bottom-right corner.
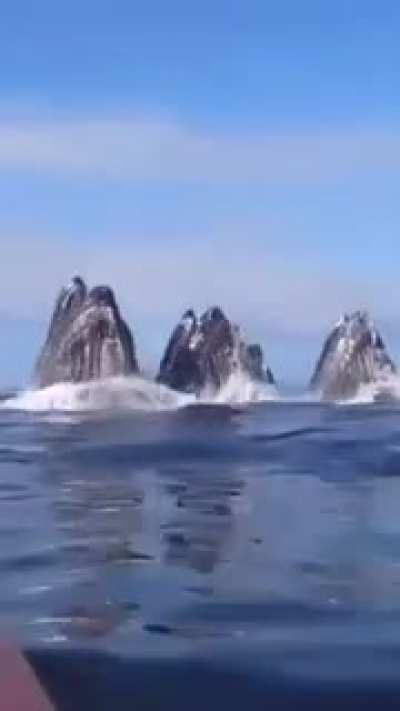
[{"x1": 1, "y1": 1, "x2": 400, "y2": 385}]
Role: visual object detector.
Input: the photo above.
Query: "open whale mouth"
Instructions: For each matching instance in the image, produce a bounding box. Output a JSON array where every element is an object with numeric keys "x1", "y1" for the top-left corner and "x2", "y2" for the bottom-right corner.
[
  {"x1": 34, "y1": 277, "x2": 138, "y2": 388},
  {"x1": 157, "y1": 305, "x2": 274, "y2": 394},
  {"x1": 311, "y1": 310, "x2": 396, "y2": 400}
]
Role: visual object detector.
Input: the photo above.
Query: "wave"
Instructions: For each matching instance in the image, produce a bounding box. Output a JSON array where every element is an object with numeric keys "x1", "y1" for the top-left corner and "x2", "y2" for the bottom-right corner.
[{"x1": 1, "y1": 371, "x2": 279, "y2": 413}]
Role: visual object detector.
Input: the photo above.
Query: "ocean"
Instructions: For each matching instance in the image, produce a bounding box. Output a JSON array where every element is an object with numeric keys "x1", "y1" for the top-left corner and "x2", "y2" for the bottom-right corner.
[{"x1": 1, "y1": 375, "x2": 400, "y2": 709}]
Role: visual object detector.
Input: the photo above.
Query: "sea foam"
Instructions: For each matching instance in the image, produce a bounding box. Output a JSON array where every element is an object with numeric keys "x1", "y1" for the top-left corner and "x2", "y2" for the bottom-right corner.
[
  {"x1": 336, "y1": 373, "x2": 400, "y2": 405},
  {"x1": 2, "y1": 376, "x2": 192, "y2": 412},
  {"x1": 2, "y1": 370, "x2": 278, "y2": 413}
]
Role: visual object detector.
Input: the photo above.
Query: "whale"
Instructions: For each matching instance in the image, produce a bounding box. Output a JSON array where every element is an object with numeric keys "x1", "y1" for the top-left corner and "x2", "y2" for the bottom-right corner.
[
  {"x1": 34, "y1": 276, "x2": 139, "y2": 388},
  {"x1": 310, "y1": 310, "x2": 396, "y2": 400},
  {"x1": 157, "y1": 306, "x2": 274, "y2": 395}
]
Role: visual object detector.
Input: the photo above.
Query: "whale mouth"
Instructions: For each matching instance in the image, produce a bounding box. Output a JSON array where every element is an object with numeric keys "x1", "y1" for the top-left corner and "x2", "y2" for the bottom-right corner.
[
  {"x1": 311, "y1": 310, "x2": 396, "y2": 400},
  {"x1": 33, "y1": 278, "x2": 138, "y2": 388},
  {"x1": 157, "y1": 305, "x2": 274, "y2": 394}
]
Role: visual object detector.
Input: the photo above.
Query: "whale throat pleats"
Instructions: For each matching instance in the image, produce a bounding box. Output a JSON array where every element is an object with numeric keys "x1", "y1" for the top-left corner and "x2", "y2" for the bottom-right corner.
[{"x1": 34, "y1": 277, "x2": 139, "y2": 387}]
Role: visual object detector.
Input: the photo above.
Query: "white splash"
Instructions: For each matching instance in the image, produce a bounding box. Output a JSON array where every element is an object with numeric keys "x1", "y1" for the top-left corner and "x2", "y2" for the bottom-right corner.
[
  {"x1": 211, "y1": 369, "x2": 278, "y2": 405},
  {"x1": 337, "y1": 373, "x2": 400, "y2": 405},
  {"x1": 1, "y1": 370, "x2": 278, "y2": 413},
  {"x1": 2, "y1": 375, "x2": 194, "y2": 412}
]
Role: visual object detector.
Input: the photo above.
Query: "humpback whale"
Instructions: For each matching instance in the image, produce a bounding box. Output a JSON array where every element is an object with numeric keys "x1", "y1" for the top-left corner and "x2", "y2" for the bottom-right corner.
[
  {"x1": 310, "y1": 310, "x2": 396, "y2": 400},
  {"x1": 34, "y1": 277, "x2": 139, "y2": 388},
  {"x1": 157, "y1": 306, "x2": 274, "y2": 395}
]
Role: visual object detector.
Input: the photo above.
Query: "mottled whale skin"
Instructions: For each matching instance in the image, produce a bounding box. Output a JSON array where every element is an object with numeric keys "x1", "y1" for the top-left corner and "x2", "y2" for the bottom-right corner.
[
  {"x1": 157, "y1": 306, "x2": 274, "y2": 395},
  {"x1": 34, "y1": 276, "x2": 139, "y2": 388},
  {"x1": 310, "y1": 310, "x2": 396, "y2": 400}
]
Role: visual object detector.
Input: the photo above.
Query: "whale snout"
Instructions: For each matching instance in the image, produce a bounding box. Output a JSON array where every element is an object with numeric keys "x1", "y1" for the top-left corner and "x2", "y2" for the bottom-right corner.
[
  {"x1": 201, "y1": 306, "x2": 226, "y2": 327},
  {"x1": 88, "y1": 286, "x2": 117, "y2": 309},
  {"x1": 68, "y1": 275, "x2": 86, "y2": 292}
]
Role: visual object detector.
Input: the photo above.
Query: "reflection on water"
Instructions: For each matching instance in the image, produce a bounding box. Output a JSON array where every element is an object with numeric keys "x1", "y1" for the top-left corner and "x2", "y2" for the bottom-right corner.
[{"x1": 1, "y1": 402, "x2": 400, "y2": 659}]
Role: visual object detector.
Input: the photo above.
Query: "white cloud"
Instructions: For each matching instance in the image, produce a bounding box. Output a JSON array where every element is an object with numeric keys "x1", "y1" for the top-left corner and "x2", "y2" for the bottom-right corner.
[{"x1": 0, "y1": 115, "x2": 400, "y2": 184}]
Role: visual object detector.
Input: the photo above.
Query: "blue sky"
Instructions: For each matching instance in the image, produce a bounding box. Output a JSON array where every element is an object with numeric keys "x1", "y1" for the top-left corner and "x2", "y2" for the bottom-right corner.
[{"x1": 1, "y1": 1, "x2": 400, "y2": 385}]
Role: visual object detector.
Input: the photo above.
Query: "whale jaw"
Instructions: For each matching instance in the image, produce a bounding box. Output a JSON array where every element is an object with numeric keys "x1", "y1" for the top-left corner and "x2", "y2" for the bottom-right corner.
[
  {"x1": 310, "y1": 310, "x2": 396, "y2": 400},
  {"x1": 242, "y1": 343, "x2": 275, "y2": 385},
  {"x1": 34, "y1": 278, "x2": 138, "y2": 388},
  {"x1": 157, "y1": 306, "x2": 274, "y2": 395}
]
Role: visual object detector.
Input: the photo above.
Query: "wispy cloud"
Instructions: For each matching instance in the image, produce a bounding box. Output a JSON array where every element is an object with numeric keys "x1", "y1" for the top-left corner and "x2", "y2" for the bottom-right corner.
[{"x1": 0, "y1": 115, "x2": 400, "y2": 184}]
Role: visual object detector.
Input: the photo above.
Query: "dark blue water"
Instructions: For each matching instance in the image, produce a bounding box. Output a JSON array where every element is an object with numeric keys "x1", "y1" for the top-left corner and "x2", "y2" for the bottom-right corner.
[{"x1": 2, "y1": 396, "x2": 400, "y2": 707}]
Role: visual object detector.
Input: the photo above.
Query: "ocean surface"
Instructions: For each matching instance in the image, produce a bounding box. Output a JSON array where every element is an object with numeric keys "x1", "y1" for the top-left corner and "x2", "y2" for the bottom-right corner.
[{"x1": 2, "y1": 375, "x2": 400, "y2": 708}]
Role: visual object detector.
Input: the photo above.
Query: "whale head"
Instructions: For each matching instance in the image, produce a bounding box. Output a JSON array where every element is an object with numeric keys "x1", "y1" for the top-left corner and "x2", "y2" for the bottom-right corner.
[
  {"x1": 310, "y1": 310, "x2": 396, "y2": 400},
  {"x1": 86, "y1": 285, "x2": 118, "y2": 309},
  {"x1": 157, "y1": 306, "x2": 274, "y2": 395},
  {"x1": 157, "y1": 306, "x2": 235, "y2": 394},
  {"x1": 34, "y1": 277, "x2": 138, "y2": 388}
]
